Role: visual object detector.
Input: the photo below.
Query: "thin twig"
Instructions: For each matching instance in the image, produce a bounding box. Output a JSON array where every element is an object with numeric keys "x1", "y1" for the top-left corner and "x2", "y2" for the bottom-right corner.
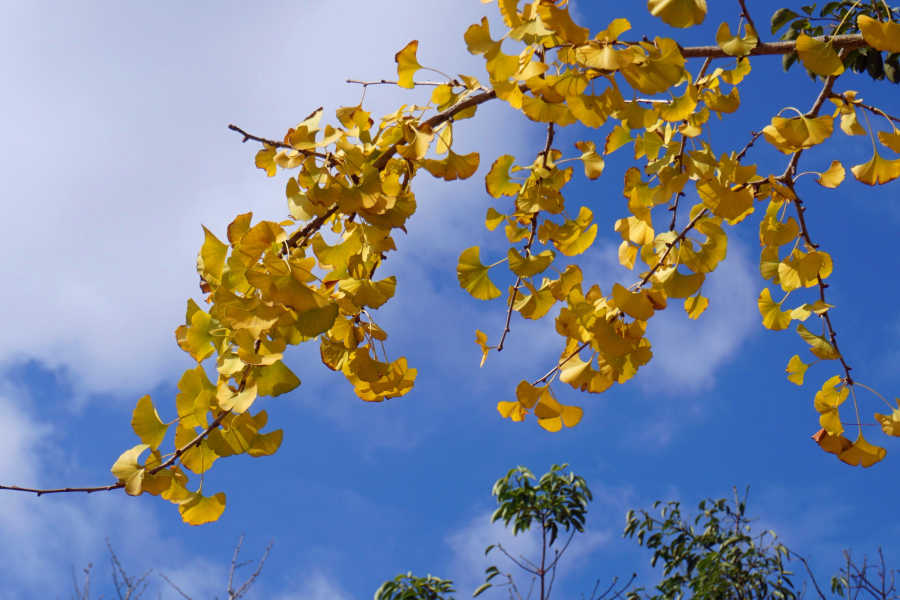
[
  {"x1": 226, "y1": 124, "x2": 330, "y2": 162},
  {"x1": 735, "y1": 131, "x2": 763, "y2": 162},
  {"x1": 231, "y1": 540, "x2": 273, "y2": 600},
  {"x1": 780, "y1": 72, "x2": 854, "y2": 385},
  {"x1": 159, "y1": 573, "x2": 195, "y2": 600},
  {"x1": 347, "y1": 78, "x2": 463, "y2": 88},
  {"x1": 737, "y1": 0, "x2": 758, "y2": 34}
]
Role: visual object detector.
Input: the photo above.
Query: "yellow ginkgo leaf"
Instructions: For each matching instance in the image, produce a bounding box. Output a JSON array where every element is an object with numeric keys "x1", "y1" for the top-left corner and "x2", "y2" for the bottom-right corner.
[
  {"x1": 131, "y1": 396, "x2": 168, "y2": 451},
  {"x1": 795, "y1": 34, "x2": 844, "y2": 76},
  {"x1": 559, "y1": 353, "x2": 614, "y2": 393},
  {"x1": 875, "y1": 401, "x2": 900, "y2": 437},
  {"x1": 498, "y1": 400, "x2": 527, "y2": 422},
  {"x1": 179, "y1": 491, "x2": 227, "y2": 526},
  {"x1": 798, "y1": 323, "x2": 841, "y2": 360},
  {"x1": 575, "y1": 43, "x2": 636, "y2": 71},
  {"x1": 852, "y1": 150, "x2": 900, "y2": 185},
  {"x1": 812, "y1": 428, "x2": 853, "y2": 456},
  {"x1": 657, "y1": 268, "x2": 705, "y2": 299},
  {"x1": 457, "y1": 247, "x2": 501, "y2": 301},
  {"x1": 758, "y1": 288, "x2": 791, "y2": 331},
  {"x1": 175, "y1": 301, "x2": 215, "y2": 363},
  {"x1": 217, "y1": 380, "x2": 258, "y2": 414},
  {"x1": 508, "y1": 248, "x2": 555, "y2": 278},
  {"x1": 647, "y1": 0, "x2": 707, "y2": 28},
  {"x1": 696, "y1": 177, "x2": 754, "y2": 223},
  {"x1": 420, "y1": 150, "x2": 481, "y2": 181},
  {"x1": 762, "y1": 115, "x2": 834, "y2": 154},
  {"x1": 475, "y1": 330, "x2": 491, "y2": 367},
  {"x1": 716, "y1": 22, "x2": 758, "y2": 57},
  {"x1": 857, "y1": 15, "x2": 900, "y2": 53},
  {"x1": 111, "y1": 444, "x2": 149, "y2": 497},
  {"x1": 790, "y1": 300, "x2": 833, "y2": 322},
  {"x1": 612, "y1": 283, "x2": 655, "y2": 321},
  {"x1": 879, "y1": 130, "x2": 900, "y2": 153},
  {"x1": 814, "y1": 375, "x2": 848, "y2": 436},
  {"x1": 395, "y1": 41, "x2": 422, "y2": 89},
  {"x1": 684, "y1": 294, "x2": 709, "y2": 320},
  {"x1": 838, "y1": 432, "x2": 887, "y2": 468},
  {"x1": 786, "y1": 355, "x2": 809, "y2": 385},
  {"x1": 174, "y1": 425, "x2": 219, "y2": 474},
  {"x1": 197, "y1": 226, "x2": 228, "y2": 288},
  {"x1": 759, "y1": 215, "x2": 799, "y2": 247},
  {"x1": 815, "y1": 160, "x2": 845, "y2": 188},
  {"x1": 485, "y1": 155, "x2": 521, "y2": 198},
  {"x1": 574, "y1": 141, "x2": 605, "y2": 180},
  {"x1": 252, "y1": 360, "x2": 301, "y2": 398}
]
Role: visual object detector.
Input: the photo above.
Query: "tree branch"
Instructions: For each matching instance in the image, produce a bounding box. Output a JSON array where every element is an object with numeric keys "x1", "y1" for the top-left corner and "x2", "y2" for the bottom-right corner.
[
  {"x1": 347, "y1": 78, "x2": 463, "y2": 88},
  {"x1": 737, "y1": 0, "x2": 758, "y2": 34},
  {"x1": 678, "y1": 34, "x2": 865, "y2": 58}
]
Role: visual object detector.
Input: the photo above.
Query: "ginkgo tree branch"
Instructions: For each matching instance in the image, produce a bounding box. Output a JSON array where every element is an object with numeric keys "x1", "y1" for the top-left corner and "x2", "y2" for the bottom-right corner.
[
  {"x1": 829, "y1": 92, "x2": 900, "y2": 126},
  {"x1": 227, "y1": 123, "x2": 331, "y2": 162},
  {"x1": 0, "y1": 366, "x2": 254, "y2": 496},
  {"x1": 347, "y1": 78, "x2": 463, "y2": 88},
  {"x1": 736, "y1": 0, "x2": 759, "y2": 34},
  {"x1": 678, "y1": 33, "x2": 866, "y2": 58},
  {"x1": 780, "y1": 72, "x2": 856, "y2": 386},
  {"x1": 498, "y1": 123, "x2": 554, "y2": 352}
]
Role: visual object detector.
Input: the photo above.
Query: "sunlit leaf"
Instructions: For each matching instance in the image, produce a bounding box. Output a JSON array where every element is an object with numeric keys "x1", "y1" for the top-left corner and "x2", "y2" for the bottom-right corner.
[
  {"x1": 838, "y1": 433, "x2": 887, "y2": 468},
  {"x1": 858, "y1": 15, "x2": 900, "y2": 54},
  {"x1": 646, "y1": 0, "x2": 707, "y2": 28},
  {"x1": 131, "y1": 395, "x2": 168, "y2": 451},
  {"x1": 815, "y1": 160, "x2": 845, "y2": 188},
  {"x1": 179, "y1": 491, "x2": 227, "y2": 526},
  {"x1": 395, "y1": 41, "x2": 422, "y2": 89},
  {"x1": 457, "y1": 247, "x2": 501, "y2": 300}
]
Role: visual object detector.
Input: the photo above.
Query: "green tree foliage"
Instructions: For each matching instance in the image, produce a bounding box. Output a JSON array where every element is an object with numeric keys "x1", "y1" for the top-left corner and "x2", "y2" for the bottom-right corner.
[
  {"x1": 5, "y1": 0, "x2": 900, "y2": 523},
  {"x1": 624, "y1": 492, "x2": 796, "y2": 600}
]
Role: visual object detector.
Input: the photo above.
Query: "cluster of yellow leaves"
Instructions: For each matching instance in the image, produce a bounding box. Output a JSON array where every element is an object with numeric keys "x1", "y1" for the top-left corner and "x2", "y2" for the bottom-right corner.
[
  {"x1": 114, "y1": 0, "x2": 900, "y2": 521},
  {"x1": 114, "y1": 70, "x2": 498, "y2": 520}
]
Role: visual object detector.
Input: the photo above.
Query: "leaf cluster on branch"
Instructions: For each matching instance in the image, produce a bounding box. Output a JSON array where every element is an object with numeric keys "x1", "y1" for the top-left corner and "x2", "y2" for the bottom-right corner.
[{"x1": 5, "y1": 0, "x2": 900, "y2": 523}]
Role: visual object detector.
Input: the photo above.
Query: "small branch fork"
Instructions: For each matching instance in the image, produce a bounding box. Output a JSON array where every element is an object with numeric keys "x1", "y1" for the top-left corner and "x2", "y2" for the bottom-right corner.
[
  {"x1": 0, "y1": 366, "x2": 254, "y2": 496},
  {"x1": 736, "y1": 0, "x2": 758, "y2": 33},
  {"x1": 779, "y1": 72, "x2": 855, "y2": 386}
]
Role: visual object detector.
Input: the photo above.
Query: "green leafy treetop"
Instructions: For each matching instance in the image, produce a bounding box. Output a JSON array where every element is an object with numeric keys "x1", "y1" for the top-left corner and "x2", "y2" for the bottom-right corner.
[{"x1": 4, "y1": 0, "x2": 900, "y2": 523}]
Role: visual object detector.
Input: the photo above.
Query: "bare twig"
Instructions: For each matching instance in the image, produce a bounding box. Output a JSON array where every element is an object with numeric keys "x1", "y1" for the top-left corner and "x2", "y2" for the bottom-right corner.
[
  {"x1": 347, "y1": 78, "x2": 463, "y2": 88},
  {"x1": 735, "y1": 131, "x2": 764, "y2": 162},
  {"x1": 229, "y1": 538, "x2": 274, "y2": 600},
  {"x1": 737, "y1": 0, "x2": 758, "y2": 34},
  {"x1": 108, "y1": 539, "x2": 151, "y2": 600},
  {"x1": 159, "y1": 573, "x2": 195, "y2": 600}
]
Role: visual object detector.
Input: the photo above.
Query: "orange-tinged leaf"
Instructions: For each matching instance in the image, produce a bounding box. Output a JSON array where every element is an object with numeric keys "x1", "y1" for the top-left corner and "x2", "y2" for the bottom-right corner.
[
  {"x1": 179, "y1": 491, "x2": 226, "y2": 525},
  {"x1": 857, "y1": 15, "x2": 900, "y2": 53},
  {"x1": 838, "y1": 432, "x2": 887, "y2": 468},
  {"x1": 879, "y1": 130, "x2": 900, "y2": 153},
  {"x1": 815, "y1": 160, "x2": 845, "y2": 188},
  {"x1": 812, "y1": 428, "x2": 853, "y2": 456},
  {"x1": 395, "y1": 41, "x2": 422, "y2": 89}
]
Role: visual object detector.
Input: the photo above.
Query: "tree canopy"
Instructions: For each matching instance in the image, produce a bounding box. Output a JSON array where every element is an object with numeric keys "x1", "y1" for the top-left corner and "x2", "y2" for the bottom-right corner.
[{"x1": 3, "y1": 0, "x2": 900, "y2": 525}]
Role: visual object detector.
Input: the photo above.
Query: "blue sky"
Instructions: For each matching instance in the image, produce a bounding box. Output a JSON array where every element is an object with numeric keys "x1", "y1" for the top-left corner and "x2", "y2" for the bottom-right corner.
[{"x1": 2, "y1": 1, "x2": 900, "y2": 598}]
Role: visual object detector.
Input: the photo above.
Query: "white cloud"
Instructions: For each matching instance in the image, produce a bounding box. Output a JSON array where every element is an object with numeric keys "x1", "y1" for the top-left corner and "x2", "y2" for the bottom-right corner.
[
  {"x1": 271, "y1": 571, "x2": 354, "y2": 600},
  {"x1": 0, "y1": 0, "x2": 525, "y2": 400}
]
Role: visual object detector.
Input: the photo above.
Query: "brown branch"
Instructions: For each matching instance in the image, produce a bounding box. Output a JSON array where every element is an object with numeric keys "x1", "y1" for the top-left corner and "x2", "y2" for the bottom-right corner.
[
  {"x1": 1, "y1": 366, "x2": 254, "y2": 496},
  {"x1": 678, "y1": 33, "x2": 865, "y2": 58},
  {"x1": 227, "y1": 124, "x2": 330, "y2": 162},
  {"x1": 829, "y1": 92, "x2": 900, "y2": 126},
  {"x1": 639, "y1": 209, "x2": 710, "y2": 289},
  {"x1": 735, "y1": 131, "x2": 763, "y2": 162},
  {"x1": 284, "y1": 205, "x2": 341, "y2": 252},
  {"x1": 498, "y1": 217, "x2": 538, "y2": 352},
  {"x1": 347, "y1": 78, "x2": 463, "y2": 88},
  {"x1": 532, "y1": 341, "x2": 590, "y2": 386},
  {"x1": 737, "y1": 0, "x2": 758, "y2": 35},
  {"x1": 779, "y1": 72, "x2": 854, "y2": 385}
]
